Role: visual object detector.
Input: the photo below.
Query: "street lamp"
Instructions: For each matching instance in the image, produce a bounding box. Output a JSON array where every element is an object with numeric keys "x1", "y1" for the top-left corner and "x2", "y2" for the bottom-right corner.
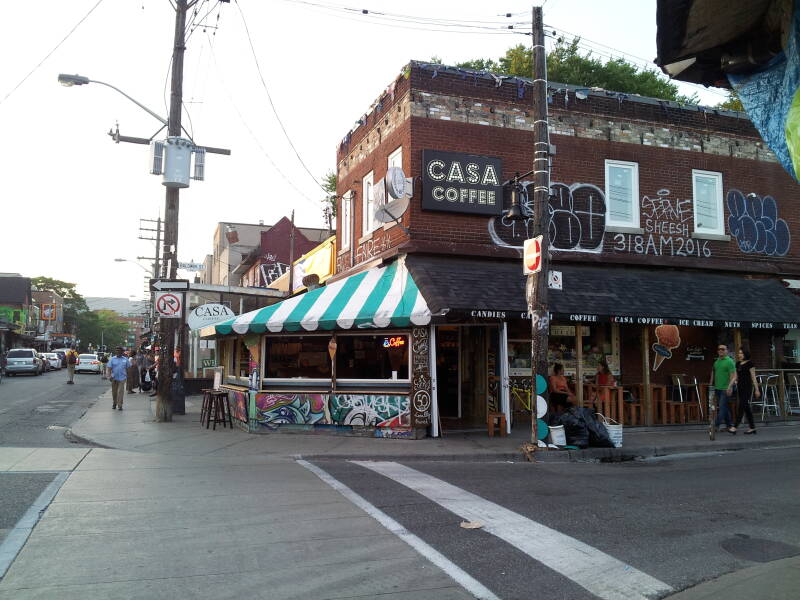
[
  {"x1": 57, "y1": 74, "x2": 168, "y2": 126},
  {"x1": 114, "y1": 258, "x2": 152, "y2": 274}
]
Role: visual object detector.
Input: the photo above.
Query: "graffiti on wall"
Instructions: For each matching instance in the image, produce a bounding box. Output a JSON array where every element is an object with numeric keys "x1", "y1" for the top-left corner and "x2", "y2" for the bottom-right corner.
[
  {"x1": 259, "y1": 261, "x2": 289, "y2": 285},
  {"x1": 410, "y1": 327, "x2": 432, "y2": 427},
  {"x1": 254, "y1": 392, "x2": 410, "y2": 429},
  {"x1": 727, "y1": 190, "x2": 791, "y2": 256},
  {"x1": 612, "y1": 189, "x2": 712, "y2": 258},
  {"x1": 229, "y1": 389, "x2": 249, "y2": 424},
  {"x1": 488, "y1": 181, "x2": 606, "y2": 252}
]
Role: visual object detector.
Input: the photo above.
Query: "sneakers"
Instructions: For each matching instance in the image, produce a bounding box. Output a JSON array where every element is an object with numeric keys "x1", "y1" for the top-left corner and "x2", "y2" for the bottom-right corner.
[
  {"x1": 117, "y1": 406, "x2": 123, "y2": 411},
  {"x1": 112, "y1": 404, "x2": 117, "y2": 410},
  {"x1": 67, "y1": 381, "x2": 74, "y2": 384}
]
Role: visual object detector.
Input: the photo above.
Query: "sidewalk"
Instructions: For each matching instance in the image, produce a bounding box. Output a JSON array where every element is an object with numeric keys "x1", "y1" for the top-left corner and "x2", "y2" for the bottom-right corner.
[{"x1": 69, "y1": 391, "x2": 800, "y2": 461}]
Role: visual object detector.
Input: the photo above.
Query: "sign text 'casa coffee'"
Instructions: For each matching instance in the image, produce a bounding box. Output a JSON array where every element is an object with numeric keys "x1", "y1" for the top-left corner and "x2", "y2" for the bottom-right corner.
[{"x1": 421, "y1": 150, "x2": 503, "y2": 216}]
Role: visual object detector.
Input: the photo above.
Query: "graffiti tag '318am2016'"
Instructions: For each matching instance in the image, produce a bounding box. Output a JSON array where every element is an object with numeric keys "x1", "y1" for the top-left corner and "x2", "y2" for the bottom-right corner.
[{"x1": 727, "y1": 190, "x2": 791, "y2": 256}]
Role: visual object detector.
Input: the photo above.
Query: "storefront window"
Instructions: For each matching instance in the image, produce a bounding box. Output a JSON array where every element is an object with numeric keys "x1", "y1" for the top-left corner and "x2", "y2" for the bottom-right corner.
[
  {"x1": 336, "y1": 334, "x2": 409, "y2": 380},
  {"x1": 547, "y1": 323, "x2": 616, "y2": 380},
  {"x1": 265, "y1": 336, "x2": 332, "y2": 379},
  {"x1": 236, "y1": 339, "x2": 251, "y2": 379}
]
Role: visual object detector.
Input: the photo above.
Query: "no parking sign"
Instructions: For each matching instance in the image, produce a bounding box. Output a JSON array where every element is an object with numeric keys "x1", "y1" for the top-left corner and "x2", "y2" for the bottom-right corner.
[{"x1": 155, "y1": 292, "x2": 183, "y2": 319}]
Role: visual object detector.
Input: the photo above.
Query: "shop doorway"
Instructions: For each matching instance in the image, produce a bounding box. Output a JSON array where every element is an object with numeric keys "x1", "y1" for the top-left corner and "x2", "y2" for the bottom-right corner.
[{"x1": 436, "y1": 325, "x2": 501, "y2": 429}]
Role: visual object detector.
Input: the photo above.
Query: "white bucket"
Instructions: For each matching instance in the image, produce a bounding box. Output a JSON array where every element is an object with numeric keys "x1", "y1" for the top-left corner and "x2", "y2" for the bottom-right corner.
[
  {"x1": 597, "y1": 413, "x2": 623, "y2": 448},
  {"x1": 549, "y1": 424, "x2": 566, "y2": 446}
]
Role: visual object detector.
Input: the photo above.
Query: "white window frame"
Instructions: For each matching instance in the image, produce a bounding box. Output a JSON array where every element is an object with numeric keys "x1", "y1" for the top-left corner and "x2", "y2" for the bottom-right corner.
[
  {"x1": 340, "y1": 191, "x2": 351, "y2": 249},
  {"x1": 604, "y1": 159, "x2": 640, "y2": 230},
  {"x1": 388, "y1": 146, "x2": 402, "y2": 170},
  {"x1": 692, "y1": 169, "x2": 724, "y2": 236},
  {"x1": 362, "y1": 171, "x2": 375, "y2": 236}
]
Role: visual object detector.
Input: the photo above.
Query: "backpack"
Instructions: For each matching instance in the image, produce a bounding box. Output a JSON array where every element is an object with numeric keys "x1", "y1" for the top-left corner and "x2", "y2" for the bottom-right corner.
[{"x1": 67, "y1": 351, "x2": 78, "y2": 365}]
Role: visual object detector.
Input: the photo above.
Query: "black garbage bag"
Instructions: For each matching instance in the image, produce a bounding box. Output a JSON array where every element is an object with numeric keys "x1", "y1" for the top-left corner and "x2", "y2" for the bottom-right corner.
[
  {"x1": 577, "y1": 407, "x2": 614, "y2": 448},
  {"x1": 557, "y1": 408, "x2": 589, "y2": 449}
]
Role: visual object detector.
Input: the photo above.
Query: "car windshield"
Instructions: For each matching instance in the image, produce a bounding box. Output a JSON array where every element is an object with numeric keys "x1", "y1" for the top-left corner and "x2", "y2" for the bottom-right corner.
[
  {"x1": 79, "y1": 354, "x2": 96, "y2": 360},
  {"x1": 8, "y1": 350, "x2": 33, "y2": 358}
]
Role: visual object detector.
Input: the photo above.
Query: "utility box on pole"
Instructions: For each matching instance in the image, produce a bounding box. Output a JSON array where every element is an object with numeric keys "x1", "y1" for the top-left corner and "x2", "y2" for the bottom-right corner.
[{"x1": 162, "y1": 136, "x2": 193, "y2": 188}]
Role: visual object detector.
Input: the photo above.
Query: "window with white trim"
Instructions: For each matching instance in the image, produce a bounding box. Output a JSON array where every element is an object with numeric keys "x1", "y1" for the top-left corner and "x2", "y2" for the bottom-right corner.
[
  {"x1": 388, "y1": 146, "x2": 402, "y2": 170},
  {"x1": 340, "y1": 191, "x2": 351, "y2": 248},
  {"x1": 692, "y1": 169, "x2": 724, "y2": 235},
  {"x1": 604, "y1": 160, "x2": 640, "y2": 229},
  {"x1": 362, "y1": 171, "x2": 374, "y2": 235}
]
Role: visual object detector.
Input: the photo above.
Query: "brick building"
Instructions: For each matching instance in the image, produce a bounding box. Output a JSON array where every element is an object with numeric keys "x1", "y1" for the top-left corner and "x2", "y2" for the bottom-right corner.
[{"x1": 208, "y1": 61, "x2": 800, "y2": 438}]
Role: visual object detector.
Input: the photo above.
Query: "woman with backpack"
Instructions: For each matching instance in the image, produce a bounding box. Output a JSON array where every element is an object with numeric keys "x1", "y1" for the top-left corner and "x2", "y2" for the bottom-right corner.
[{"x1": 65, "y1": 346, "x2": 79, "y2": 384}]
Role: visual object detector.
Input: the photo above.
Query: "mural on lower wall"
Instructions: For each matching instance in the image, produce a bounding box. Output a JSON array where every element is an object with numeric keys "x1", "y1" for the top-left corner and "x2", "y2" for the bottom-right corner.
[
  {"x1": 229, "y1": 389, "x2": 249, "y2": 424},
  {"x1": 254, "y1": 393, "x2": 410, "y2": 429}
]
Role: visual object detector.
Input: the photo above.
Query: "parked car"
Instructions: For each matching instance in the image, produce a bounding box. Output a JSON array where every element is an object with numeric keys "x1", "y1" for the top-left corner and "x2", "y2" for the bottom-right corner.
[
  {"x1": 52, "y1": 350, "x2": 66, "y2": 367},
  {"x1": 75, "y1": 353, "x2": 102, "y2": 374},
  {"x1": 5, "y1": 349, "x2": 44, "y2": 376},
  {"x1": 43, "y1": 353, "x2": 62, "y2": 370}
]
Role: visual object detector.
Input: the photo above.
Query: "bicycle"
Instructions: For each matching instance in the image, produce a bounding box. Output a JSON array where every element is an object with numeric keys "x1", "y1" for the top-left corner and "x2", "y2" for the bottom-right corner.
[{"x1": 511, "y1": 386, "x2": 532, "y2": 413}]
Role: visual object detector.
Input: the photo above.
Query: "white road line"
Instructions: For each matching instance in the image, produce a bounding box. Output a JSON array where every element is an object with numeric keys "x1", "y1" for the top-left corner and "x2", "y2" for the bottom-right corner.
[
  {"x1": 0, "y1": 471, "x2": 70, "y2": 579},
  {"x1": 354, "y1": 461, "x2": 673, "y2": 600},
  {"x1": 296, "y1": 460, "x2": 499, "y2": 600}
]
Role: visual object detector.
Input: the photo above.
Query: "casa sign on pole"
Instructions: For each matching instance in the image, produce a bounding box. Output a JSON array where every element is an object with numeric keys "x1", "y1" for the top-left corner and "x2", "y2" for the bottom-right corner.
[{"x1": 155, "y1": 291, "x2": 183, "y2": 319}]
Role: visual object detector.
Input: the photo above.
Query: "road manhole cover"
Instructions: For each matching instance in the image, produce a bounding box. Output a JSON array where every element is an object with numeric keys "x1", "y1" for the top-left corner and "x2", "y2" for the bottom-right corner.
[{"x1": 720, "y1": 534, "x2": 800, "y2": 563}]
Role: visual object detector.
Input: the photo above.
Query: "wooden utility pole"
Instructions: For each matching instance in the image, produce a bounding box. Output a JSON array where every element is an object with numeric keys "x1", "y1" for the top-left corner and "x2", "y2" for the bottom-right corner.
[
  {"x1": 527, "y1": 5, "x2": 551, "y2": 449},
  {"x1": 288, "y1": 210, "x2": 296, "y2": 295},
  {"x1": 155, "y1": 0, "x2": 191, "y2": 422}
]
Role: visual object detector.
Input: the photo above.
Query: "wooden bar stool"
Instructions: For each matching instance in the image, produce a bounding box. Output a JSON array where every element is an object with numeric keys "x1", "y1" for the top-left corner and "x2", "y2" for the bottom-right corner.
[
  {"x1": 487, "y1": 412, "x2": 507, "y2": 437},
  {"x1": 201, "y1": 389, "x2": 232, "y2": 430}
]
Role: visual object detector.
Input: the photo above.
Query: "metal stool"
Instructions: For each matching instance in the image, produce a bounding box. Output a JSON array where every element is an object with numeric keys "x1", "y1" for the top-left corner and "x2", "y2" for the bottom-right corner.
[
  {"x1": 201, "y1": 389, "x2": 232, "y2": 430},
  {"x1": 487, "y1": 412, "x2": 507, "y2": 437}
]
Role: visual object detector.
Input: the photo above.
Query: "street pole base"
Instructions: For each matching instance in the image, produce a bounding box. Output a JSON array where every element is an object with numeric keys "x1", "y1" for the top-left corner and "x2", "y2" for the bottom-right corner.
[{"x1": 520, "y1": 441, "x2": 539, "y2": 462}]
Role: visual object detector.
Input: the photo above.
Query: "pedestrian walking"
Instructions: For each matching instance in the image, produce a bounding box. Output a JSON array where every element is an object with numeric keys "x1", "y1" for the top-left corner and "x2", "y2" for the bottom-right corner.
[
  {"x1": 710, "y1": 343, "x2": 737, "y2": 434},
  {"x1": 126, "y1": 350, "x2": 140, "y2": 394},
  {"x1": 733, "y1": 348, "x2": 759, "y2": 435},
  {"x1": 108, "y1": 347, "x2": 130, "y2": 410},
  {"x1": 149, "y1": 352, "x2": 159, "y2": 397},
  {"x1": 135, "y1": 350, "x2": 148, "y2": 393},
  {"x1": 65, "y1": 346, "x2": 79, "y2": 384},
  {"x1": 99, "y1": 352, "x2": 109, "y2": 380}
]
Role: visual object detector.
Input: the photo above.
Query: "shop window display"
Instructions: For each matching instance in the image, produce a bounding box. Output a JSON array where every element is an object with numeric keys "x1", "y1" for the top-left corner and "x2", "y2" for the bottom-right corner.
[
  {"x1": 336, "y1": 334, "x2": 410, "y2": 380},
  {"x1": 266, "y1": 336, "x2": 332, "y2": 379}
]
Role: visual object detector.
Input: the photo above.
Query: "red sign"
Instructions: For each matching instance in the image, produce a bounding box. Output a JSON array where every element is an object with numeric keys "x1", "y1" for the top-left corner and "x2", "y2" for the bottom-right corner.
[{"x1": 523, "y1": 236, "x2": 543, "y2": 274}]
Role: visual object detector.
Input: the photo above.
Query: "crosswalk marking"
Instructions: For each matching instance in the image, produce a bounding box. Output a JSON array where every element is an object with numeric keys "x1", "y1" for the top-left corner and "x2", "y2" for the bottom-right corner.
[
  {"x1": 353, "y1": 461, "x2": 673, "y2": 600},
  {"x1": 297, "y1": 460, "x2": 500, "y2": 600}
]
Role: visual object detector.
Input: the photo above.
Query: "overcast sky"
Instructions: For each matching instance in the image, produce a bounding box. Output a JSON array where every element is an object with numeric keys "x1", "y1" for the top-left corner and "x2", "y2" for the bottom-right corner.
[{"x1": 0, "y1": 0, "x2": 727, "y2": 300}]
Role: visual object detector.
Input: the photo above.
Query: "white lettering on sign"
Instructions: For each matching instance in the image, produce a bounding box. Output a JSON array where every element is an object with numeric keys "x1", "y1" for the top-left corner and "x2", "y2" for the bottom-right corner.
[
  {"x1": 724, "y1": 321, "x2": 742, "y2": 328},
  {"x1": 783, "y1": 322, "x2": 799, "y2": 329},
  {"x1": 470, "y1": 310, "x2": 506, "y2": 319},
  {"x1": 751, "y1": 322, "x2": 774, "y2": 329},
  {"x1": 569, "y1": 314, "x2": 598, "y2": 322}
]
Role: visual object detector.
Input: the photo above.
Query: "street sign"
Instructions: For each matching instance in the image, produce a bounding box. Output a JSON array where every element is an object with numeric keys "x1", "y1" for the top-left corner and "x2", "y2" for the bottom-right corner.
[
  {"x1": 523, "y1": 236, "x2": 543, "y2": 275},
  {"x1": 149, "y1": 278, "x2": 189, "y2": 292},
  {"x1": 178, "y1": 261, "x2": 204, "y2": 271},
  {"x1": 155, "y1": 292, "x2": 183, "y2": 319},
  {"x1": 548, "y1": 270, "x2": 563, "y2": 290},
  {"x1": 187, "y1": 303, "x2": 235, "y2": 330}
]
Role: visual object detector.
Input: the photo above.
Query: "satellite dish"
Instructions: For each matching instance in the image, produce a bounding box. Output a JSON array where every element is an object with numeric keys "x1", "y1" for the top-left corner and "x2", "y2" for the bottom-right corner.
[
  {"x1": 386, "y1": 167, "x2": 406, "y2": 199},
  {"x1": 374, "y1": 195, "x2": 410, "y2": 224}
]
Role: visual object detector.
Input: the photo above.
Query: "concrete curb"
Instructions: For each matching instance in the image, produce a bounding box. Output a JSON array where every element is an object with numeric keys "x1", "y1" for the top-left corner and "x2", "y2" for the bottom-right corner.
[{"x1": 301, "y1": 438, "x2": 800, "y2": 463}]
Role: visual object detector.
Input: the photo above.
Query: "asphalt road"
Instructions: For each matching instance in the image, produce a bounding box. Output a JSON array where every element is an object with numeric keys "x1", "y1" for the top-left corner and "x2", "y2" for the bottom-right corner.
[
  {"x1": 0, "y1": 368, "x2": 104, "y2": 447},
  {"x1": 310, "y1": 448, "x2": 800, "y2": 599}
]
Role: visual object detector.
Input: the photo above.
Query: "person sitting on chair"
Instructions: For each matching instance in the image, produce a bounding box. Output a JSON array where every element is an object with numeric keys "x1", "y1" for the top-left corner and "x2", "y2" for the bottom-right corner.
[
  {"x1": 548, "y1": 363, "x2": 575, "y2": 416},
  {"x1": 596, "y1": 361, "x2": 616, "y2": 386}
]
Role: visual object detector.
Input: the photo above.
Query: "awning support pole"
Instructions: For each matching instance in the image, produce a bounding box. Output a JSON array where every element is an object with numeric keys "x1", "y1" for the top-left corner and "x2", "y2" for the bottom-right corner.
[
  {"x1": 643, "y1": 326, "x2": 653, "y2": 426},
  {"x1": 576, "y1": 327, "x2": 584, "y2": 406},
  {"x1": 430, "y1": 325, "x2": 440, "y2": 438}
]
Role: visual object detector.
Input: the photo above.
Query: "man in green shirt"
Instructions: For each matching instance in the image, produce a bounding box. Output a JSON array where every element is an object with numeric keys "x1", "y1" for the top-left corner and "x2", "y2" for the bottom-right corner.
[{"x1": 710, "y1": 344, "x2": 737, "y2": 433}]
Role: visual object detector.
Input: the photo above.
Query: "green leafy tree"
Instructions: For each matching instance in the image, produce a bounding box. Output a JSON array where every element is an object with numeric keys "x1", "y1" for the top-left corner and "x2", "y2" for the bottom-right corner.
[
  {"x1": 717, "y1": 90, "x2": 744, "y2": 111},
  {"x1": 75, "y1": 310, "x2": 128, "y2": 352},
  {"x1": 321, "y1": 170, "x2": 337, "y2": 229},
  {"x1": 455, "y1": 39, "x2": 698, "y2": 104},
  {"x1": 31, "y1": 276, "x2": 88, "y2": 333}
]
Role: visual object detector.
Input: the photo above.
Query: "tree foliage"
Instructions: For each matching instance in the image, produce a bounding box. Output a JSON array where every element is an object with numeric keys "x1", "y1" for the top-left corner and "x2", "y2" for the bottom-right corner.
[
  {"x1": 321, "y1": 170, "x2": 337, "y2": 223},
  {"x1": 75, "y1": 310, "x2": 128, "y2": 352},
  {"x1": 31, "y1": 276, "x2": 88, "y2": 333},
  {"x1": 454, "y1": 39, "x2": 698, "y2": 104},
  {"x1": 716, "y1": 90, "x2": 744, "y2": 111}
]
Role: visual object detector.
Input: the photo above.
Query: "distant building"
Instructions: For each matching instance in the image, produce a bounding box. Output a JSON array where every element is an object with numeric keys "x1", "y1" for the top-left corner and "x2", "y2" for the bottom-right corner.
[{"x1": 0, "y1": 274, "x2": 34, "y2": 351}]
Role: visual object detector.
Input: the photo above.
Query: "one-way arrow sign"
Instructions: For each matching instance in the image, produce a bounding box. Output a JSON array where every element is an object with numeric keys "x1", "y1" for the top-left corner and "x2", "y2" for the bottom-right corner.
[{"x1": 149, "y1": 279, "x2": 190, "y2": 292}]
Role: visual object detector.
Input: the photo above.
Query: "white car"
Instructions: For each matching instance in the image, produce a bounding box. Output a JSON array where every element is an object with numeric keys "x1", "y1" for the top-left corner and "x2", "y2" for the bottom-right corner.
[
  {"x1": 75, "y1": 353, "x2": 102, "y2": 374},
  {"x1": 43, "y1": 353, "x2": 61, "y2": 370}
]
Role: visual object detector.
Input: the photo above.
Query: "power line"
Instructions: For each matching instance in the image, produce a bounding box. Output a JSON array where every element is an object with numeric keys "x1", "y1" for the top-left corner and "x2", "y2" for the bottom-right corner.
[
  {"x1": 0, "y1": 0, "x2": 107, "y2": 107},
  {"x1": 205, "y1": 31, "x2": 322, "y2": 210},
  {"x1": 235, "y1": 0, "x2": 329, "y2": 194}
]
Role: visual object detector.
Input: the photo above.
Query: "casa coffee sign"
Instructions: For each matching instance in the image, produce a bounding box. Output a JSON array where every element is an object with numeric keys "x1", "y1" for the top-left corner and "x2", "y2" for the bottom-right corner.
[
  {"x1": 187, "y1": 303, "x2": 235, "y2": 330},
  {"x1": 421, "y1": 150, "x2": 503, "y2": 216}
]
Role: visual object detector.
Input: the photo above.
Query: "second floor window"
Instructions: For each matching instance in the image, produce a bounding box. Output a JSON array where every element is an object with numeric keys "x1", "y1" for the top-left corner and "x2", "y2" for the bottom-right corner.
[
  {"x1": 362, "y1": 171, "x2": 375, "y2": 236},
  {"x1": 605, "y1": 159, "x2": 640, "y2": 229},
  {"x1": 692, "y1": 169, "x2": 724, "y2": 236}
]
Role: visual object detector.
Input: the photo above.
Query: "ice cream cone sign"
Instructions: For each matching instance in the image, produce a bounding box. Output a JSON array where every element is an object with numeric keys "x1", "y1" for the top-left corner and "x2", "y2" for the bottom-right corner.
[{"x1": 652, "y1": 325, "x2": 681, "y2": 371}]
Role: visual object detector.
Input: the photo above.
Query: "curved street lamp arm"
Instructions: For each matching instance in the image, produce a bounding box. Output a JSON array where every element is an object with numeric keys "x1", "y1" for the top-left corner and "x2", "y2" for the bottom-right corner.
[{"x1": 89, "y1": 79, "x2": 168, "y2": 126}]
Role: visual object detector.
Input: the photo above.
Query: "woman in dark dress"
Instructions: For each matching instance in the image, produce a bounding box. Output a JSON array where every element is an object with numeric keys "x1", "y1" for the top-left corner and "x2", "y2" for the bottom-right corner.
[{"x1": 733, "y1": 348, "x2": 759, "y2": 434}]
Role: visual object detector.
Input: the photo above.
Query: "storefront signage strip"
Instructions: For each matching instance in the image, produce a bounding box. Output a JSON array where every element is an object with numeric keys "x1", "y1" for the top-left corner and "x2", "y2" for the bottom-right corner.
[{"x1": 446, "y1": 310, "x2": 798, "y2": 329}]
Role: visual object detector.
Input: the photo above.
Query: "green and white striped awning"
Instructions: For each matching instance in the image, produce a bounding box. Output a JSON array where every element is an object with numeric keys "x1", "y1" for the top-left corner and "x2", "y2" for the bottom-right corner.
[{"x1": 214, "y1": 257, "x2": 431, "y2": 335}]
